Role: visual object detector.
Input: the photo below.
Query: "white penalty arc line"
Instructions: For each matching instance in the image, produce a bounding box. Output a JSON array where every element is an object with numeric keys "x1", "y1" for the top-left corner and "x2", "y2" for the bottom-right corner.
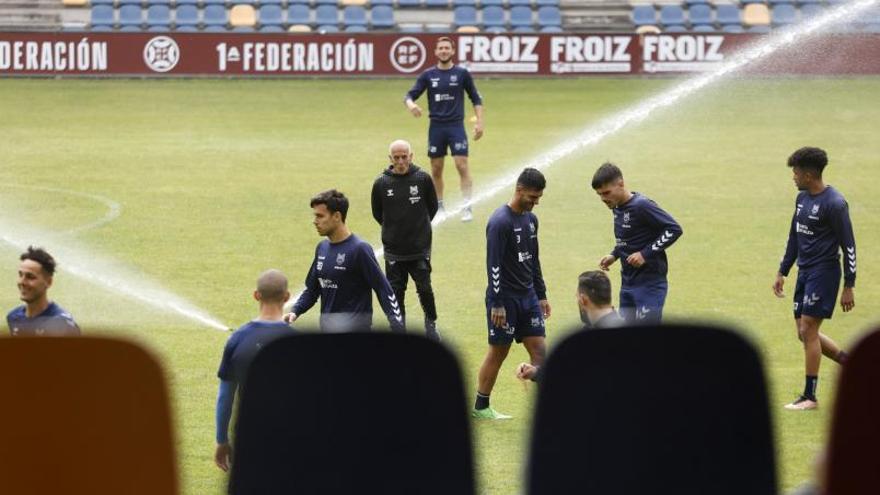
[
  {"x1": 290, "y1": 0, "x2": 877, "y2": 306},
  {"x1": 0, "y1": 184, "x2": 122, "y2": 235}
]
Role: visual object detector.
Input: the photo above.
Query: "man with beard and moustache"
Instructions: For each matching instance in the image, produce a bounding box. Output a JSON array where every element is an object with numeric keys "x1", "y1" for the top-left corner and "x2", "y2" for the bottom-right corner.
[
  {"x1": 404, "y1": 36, "x2": 484, "y2": 222},
  {"x1": 7, "y1": 246, "x2": 79, "y2": 336},
  {"x1": 286, "y1": 190, "x2": 404, "y2": 333},
  {"x1": 473, "y1": 168, "x2": 550, "y2": 420},
  {"x1": 773, "y1": 147, "x2": 855, "y2": 411},
  {"x1": 371, "y1": 139, "x2": 441, "y2": 340},
  {"x1": 592, "y1": 163, "x2": 682, "y2": 324},
  {"x1": 515, "y1": 270, "x2": 623, "y2": 383}
]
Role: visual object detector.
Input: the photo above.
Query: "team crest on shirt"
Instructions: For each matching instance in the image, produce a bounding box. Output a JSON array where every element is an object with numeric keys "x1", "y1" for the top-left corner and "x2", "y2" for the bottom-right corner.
[
  {"x1": 316, "y1": 261, "x2": 323, "y2": 270},
  {"x1": 529, "y1": 222, "x2": 535, "y2": 233},
  {"x1": 623, "y1": 212, "x2": 630, "y2": 223},
  {"x1": 810, "y1": 204, "x2": 820, "y2": 218},
  {"x1": 410, "y1": 185, "x2": 418, "y2": 195},
  {"x1": 336, "y1": 253, "x2": 346, "y2": 265},
  {"x1": 450, "y1": 75, "x2": 457, "y2": 82}
]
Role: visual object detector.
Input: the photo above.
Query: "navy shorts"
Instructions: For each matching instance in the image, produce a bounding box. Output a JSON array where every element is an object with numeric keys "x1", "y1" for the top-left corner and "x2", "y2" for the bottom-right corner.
[
  {"x1": 428, "y1": 122, "x2": 468, "y2": 158},
  {"x1": 619, "y1": 280, "x2": 668, "y2": 324},
  {"x1": 793, "y1": 266, "x2": 840, "y2": 319},
  {"x1": 485, "y1": 293, "x2": 545, "y2": 345}
]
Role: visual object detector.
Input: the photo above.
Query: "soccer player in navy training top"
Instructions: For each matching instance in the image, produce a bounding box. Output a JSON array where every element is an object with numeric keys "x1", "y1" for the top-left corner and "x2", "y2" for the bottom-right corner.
[
  {"x1": 592, "y1": 163, "x2": 682, "y2": 324},
  {"x1": 371, "y1": 139, "x2": 441, "y2": 340},
  {"x1": 405, "y1": 36, "x2": 484, "y2": 222},
  {"x1": 215, "y1": 269, "x2": 296, "y2": 471},
  {"x1": 473, "y1": 168, "x2": 550, "y2": 419},
  {"x1": 7, "y1": 246, "x2": 79, "y2": 336},
  {"x1": 773, "y1": 147, "x2": 856, "y2": 411},
  {"x1": 287, "y1": 190, "x2": 404, "y2": 333}
]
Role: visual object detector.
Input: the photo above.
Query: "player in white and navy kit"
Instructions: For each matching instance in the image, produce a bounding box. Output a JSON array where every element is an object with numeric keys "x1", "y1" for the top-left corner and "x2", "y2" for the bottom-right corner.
[
  {"x1": 405, "y1": 36, "x2": 484, "y2": 222},
  {"x1": 288, "y1": 190, "x2": 404, "y2": 333},
  {"x1": 773, "y1": 147, "x2": 856, "y2": 411},
  {"x1": 473, "y1": 168, "x2": 550, "y2": 420},
  {"x1": 7, "y1": 247, "x2": 79, "y2": 337},
  {"x1": 214, "y1": 269, "x2": 296, "y2": 472},
  {"x1": 592, "y1": 163, "x2": 682, "y2": 324}
]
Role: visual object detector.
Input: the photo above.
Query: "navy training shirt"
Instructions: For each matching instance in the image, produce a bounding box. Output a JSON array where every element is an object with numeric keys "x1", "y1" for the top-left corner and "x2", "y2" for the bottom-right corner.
[
  {"x1": 217, "y1": 320, "x2": 295, "y2": 385},
  {"x1": 405, "y1": 65, "x2": 482, "y2": 124},
  {"x1": 610, "y1": 192, "x2": 683, "y2": 286},
  {"x1": 292, "y1": 234, "x2": 404, "y2": 332},
  {"x1": 779, "y1": 186, "x2": 856, "y2": 288},
  {"x1": 6, "y1": 302, "x2": 80, "y2": 336},
  {"x1": 486, "y1": 205, "x2": 547, "y2": 307}
]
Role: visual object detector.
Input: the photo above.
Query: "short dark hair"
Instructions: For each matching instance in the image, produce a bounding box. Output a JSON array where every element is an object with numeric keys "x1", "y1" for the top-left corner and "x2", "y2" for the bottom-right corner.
[
  {"x1": 516, "y1": 168, "x2": 546, "y2": 191},
  {"x1": 310, "y1": 189, "x2": 349, "y2": 222},
  {"x1": 592, "y1": 162, "x2": 623, "y2": 189},
  {"x1": 436, "y1": 36, "x2": 455, "y2": 50},
  {"x1": 788, "y1": 147, "x2": 828, "y2": 177},
  {"x1": 578, "y1": 271, "x2": 612, "y2": 306},
  {"x1": 21, "y1": 246, "x2": 56, "y2": 276}
]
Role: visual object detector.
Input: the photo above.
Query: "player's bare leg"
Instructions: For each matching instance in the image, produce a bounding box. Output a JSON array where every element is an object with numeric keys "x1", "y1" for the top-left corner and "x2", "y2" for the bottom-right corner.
[
  {"x1": 474, "y1": 344, "x2": 513, "y2": 419},
  {"x1": 430, "y1": 157, "x2": 445, "y2": 212},
  {"x1": 786, "y1": 316, "x2": 823, "y2": 410},
  {"x1": 454, "y1": 155, "x2": 473, "y2": 222},
  {"x1": 522, "y1": 336, "x2": 546, "y2": 367}
]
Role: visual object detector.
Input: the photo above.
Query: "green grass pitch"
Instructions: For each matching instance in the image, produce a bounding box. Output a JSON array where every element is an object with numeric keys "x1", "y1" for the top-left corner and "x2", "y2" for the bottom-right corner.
[{"x1": 1, "y1": 77, "x2": 878, "y2": 494}]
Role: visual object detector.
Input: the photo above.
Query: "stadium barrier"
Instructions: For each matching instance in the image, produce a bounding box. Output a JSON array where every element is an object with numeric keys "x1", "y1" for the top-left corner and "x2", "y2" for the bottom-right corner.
[{"x1": 1, "y1": 32, "x2": 879, "y2": 77}]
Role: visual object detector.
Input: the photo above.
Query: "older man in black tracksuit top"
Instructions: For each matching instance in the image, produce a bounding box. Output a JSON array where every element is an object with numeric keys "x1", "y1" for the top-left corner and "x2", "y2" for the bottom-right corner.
[{"x1": 371, "y1": 139, "x2": 441, "y2": 340}]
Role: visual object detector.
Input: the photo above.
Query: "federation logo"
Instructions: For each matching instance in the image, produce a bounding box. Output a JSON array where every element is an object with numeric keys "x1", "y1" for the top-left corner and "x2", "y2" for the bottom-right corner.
[
  {"x1": 390, "y1": 37, "x2": 426, "y2": 74},
  {"x1": 143, "y1": 36, "x2": 180, "y2": 73}
]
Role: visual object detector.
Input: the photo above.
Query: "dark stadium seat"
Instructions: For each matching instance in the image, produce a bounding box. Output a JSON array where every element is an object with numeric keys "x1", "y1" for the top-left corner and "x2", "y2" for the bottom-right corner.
[
  {"x1": 118, "y1": 0, "x2": 142, "y2": 4},
  {"x1": 261, "y1": 0, "x2": 284, "y2": 4},
  {"x1": 90, "y1": 4, "x2": 114, "y2": 28},
  {"x1": 90, "y1": 0, "x2": 114, "y2": 5},
  {"x1": 799, "y1": 3, "x2": 824, "y2": 19},
  {"x1": 398, "y1": 0, "x2": 422, "y2": 7},
  {"x1": 146, "y1": 4, "x2": 171, "y2": 27},
  {"x1": 454, "y1": 5, "x2": 478, "y2": 26},
  {"x1": 716, "y1": 3, "x2": 741, "y2": 27},
  {"x1": 526, "y1": 324, "x2": 776, "y2": 495},
  {"x1": 772, "y1": 3, "x2": 797, "y2": 25},
  {"x1": 510, "y1": 6, "x2": 533, "y2": 28},
  {"x1": 482, "y1": 5, "x2": 505, "y2": 27},
  {"x1": 118, "y1": 4, "x2": 144, "y2": 28},
  {"x1": 426, "y1": 0, "x2": 450, "y2": 7},
  {"x1": 371, "y1": 5, "x2": 395, "y2": 28},
  {"x1": 825, "y1": 328, "x2": 880, "y2": 494},
  {"x1": 536, "y1": 5, "x2": 560, "y2": 27},
  {"x1": 176, "y1": 0, "x2": 199, "y2": 4},
  {"x1": 259, "y1": 4, "x2": 283, "y2": 28},
  {"x1": 229, "y1": 333, "x2": 475, "y2": 495},
  {"x1": 288, "y1": 0, "x2": 310, "y2": 4},
  {"x1": 688, "y1": 4, "x2": 713, "y2": 27},
  {"x1": 343, "y1": 5, "x2": 367, "y2": 27},
  {"x1": 660, "y1": 5, "x2": 686, "y2": 27},
  {"x1": 175, "y1": 5, "x2": 199, "y2": 29},
  {"x1": 0, "y1": 338, "x2": 178, "y2": 495},
  {"x1": 453, "y1": 0, "x2": 477, "y2": 6},
  {"x1": 203, "y1": 4, "x2": 228, "y2": 29},
  {"x1": 287, "y1": 4, "x2": 311, "y2": 25},
  {"x1": 684, "y1": 0, "x2": 708, "y2": 4},
  {"x1": 315, "y1": 5, "x2": 339, "y2": 27},
  {"x1": 631, "y1": 5, "x2": 656, "y2": 26},
  {"x1": 147, "y1": 0, "x2": 172, "y2": 4},
  {"x1": 767, "y1": 0, "x2": 792, "y2": 5}
]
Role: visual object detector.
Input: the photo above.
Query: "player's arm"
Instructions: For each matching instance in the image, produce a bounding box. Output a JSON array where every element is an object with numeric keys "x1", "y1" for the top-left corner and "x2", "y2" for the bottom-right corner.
[
  {"x1": 290, "y1": 248, "x2": 321, "y2": 321},
  {"x1": 424, "y1": 173, "x2": 439, "y2": 220},
  {"x1": 831, "y1": 200, "x2": 856, "y2": 311},
  {"x1": 531, "y1": 216, "x2": 551, "y2": 319},
  {"x1": 214, "y1": 379, "x2": 235, "y2": 471},
  {"x1": 404, "y1": 73, "x2": 427, "y2": 117},
  {"x1": 775, "y1": 212, "x2": 799, "y2": 298},
  {"x1": 486, "y1": 219, "x2": 509, "y2": 327},
  {"x1": 371, "y1": 177, "x2": 384, "y2": 225},
  {"x1": 463, "y1": 72, "x2": 484, "y2": 140},
  {"x1": 359, "y1": 244, "x2": 404, "y2": 332},
  {"x1": 632, "y1": 201, "x2": 683, "y2": 267}
]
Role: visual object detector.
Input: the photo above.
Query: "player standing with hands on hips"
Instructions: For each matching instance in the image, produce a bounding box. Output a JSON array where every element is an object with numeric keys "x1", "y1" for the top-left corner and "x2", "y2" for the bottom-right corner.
[{"x1": 404, "y1": 36, "x2": 484, "y2": 222}]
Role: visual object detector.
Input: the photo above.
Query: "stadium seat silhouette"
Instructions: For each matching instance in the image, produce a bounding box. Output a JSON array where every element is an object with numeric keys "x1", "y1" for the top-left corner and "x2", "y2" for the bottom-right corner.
[
  {"x1": 716, "y1": 3, "x2": 742, "y2": 29},
  {"x1": 454, "y1": 5, "x2": 478, "y2": 27},
  {"x1": 229, "y1": 333, "x2": 475, "y2": 495},
  {"x1": 315, "y1": 5, "x2": 339, "y2": 27},
  {"x1": 772, "y1": 4, "x2": 797, "y2": 26},
  {"x1": 526, "y1": 324, "x2": 776, "y2": 495},
  {"x1": 343, "y1": 5, "x2": 368, "y2": 27},
  {"x1": 203, "y1": 5, "x2": 228, "y2": 30},
  {"x1": 537, "y1": 5, "x2": 560, "y2": 27},
  {"x1": 0, "y1": 337, "x2": 178, "y2": 495},
  {"x1": 510, "y1": 6, "x2": 534, "y2": 28},
  {"x1": 688, "y1": 4, "x2": 714, "y2": 29},
  {"x1": 825, "y1": 327, "x2": 880, "y2": 494},
  {"x1": 371, "y1": 5, "x2": 395, "y2": 29},
  {"x1": 174, "y1": 5, "x2": 199, "y2": 30},
  {"x1": 632, "y1": 5, "x2": 657, "y2": 26},
  {"x1": 258, "y1": 4, "x2": 283, "y2": 28},
  {"x1": 482, "y1": 5, "x2": 505, "y2": 28},
  {"x1": 146, "y1": 4, "x2": 172, "y2": 30},
  {"x1": 90, "y1": 5, "x2": 114, "y2": 29},
  {"x1": 660, "y1": 4, "x2": 686, "y2": 27},
  {"x1": 118, "y1": 4, "x2": 144, "y2": 28},
  {"x1": 287, "y1": 4, "x2": 311, "y2": 26}
]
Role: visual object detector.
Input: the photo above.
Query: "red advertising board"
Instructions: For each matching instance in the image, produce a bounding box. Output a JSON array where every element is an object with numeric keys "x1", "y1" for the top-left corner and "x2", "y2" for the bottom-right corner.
[{"x1": 1, "y1": 32, "x2": 879, "y2": 77}]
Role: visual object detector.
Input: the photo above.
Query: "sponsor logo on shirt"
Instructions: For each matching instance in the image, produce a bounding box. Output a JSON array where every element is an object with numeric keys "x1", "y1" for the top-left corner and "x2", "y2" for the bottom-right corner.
[
  {"x1": 387, "y1": 189, "x2": 394, "y2": 197},
  {"x1": 409, "y1": 185, "x2": 421, "y2": 204},
  {"x1": 434, "y1": 94, "x2": 455, "y2": 102},
  {"x1": 319, "y1": 278, "x2": 338, "y2": 289},
  {"x1": 518, "y1": 251, "x2": 533, "y2": 262},
  {"x1": 796, "y1": 222, "x2": 814, "y2": 235}
]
